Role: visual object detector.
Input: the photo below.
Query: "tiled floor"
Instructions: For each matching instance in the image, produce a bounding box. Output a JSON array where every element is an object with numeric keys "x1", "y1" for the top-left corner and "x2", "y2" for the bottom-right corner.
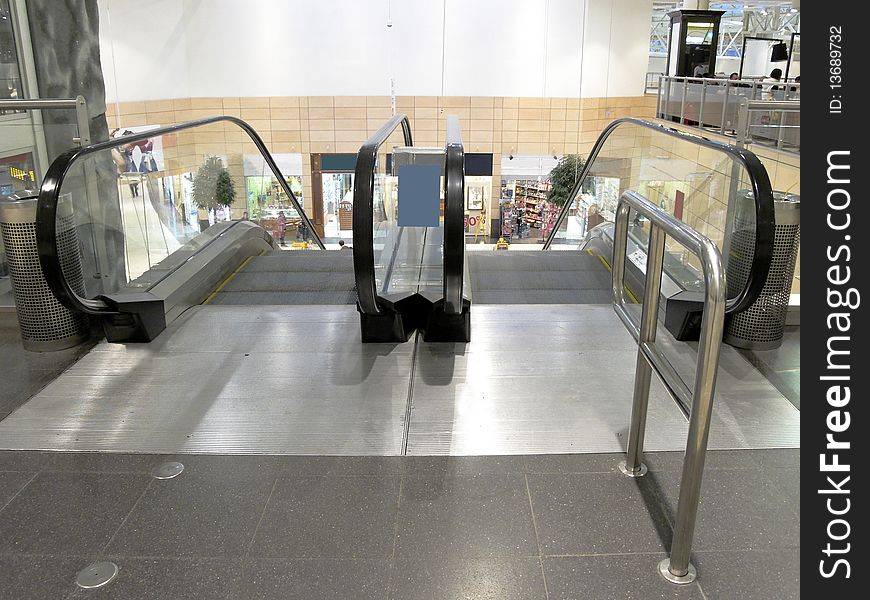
[{"x1": 0, "y1": 450, "x2": 799, "y2": 599}]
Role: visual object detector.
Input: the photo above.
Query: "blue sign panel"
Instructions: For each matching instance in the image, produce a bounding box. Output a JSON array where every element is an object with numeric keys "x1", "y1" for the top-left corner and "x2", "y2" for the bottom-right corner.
[{"x1": 397, "y1": 164, "x2": 440, "y2": 227}]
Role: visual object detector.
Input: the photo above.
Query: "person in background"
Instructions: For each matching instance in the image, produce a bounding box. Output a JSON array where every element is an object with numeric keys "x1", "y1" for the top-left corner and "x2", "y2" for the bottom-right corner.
[
  {"x1": 339, "y1": 239, "x2": 352, "y2": 250},
  {"x1": 277, "y1": 210, "x2": 287, "y2": 246},
  {"x1": 764, "y1": 68, "x2": 783, "y2": 94},
  {"x1": 729, "y1": 72, "x2": 739, "y2": 81}
]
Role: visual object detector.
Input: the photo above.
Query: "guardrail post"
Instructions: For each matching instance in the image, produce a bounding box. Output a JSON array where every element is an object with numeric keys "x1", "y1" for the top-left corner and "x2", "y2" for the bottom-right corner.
[
  {"x1": 699, "y1": 80, "x2": 707, "y2": 127},
  {"x1": 655, "y1": 76, "x2": 663, "y2": 118},
  {"x1": 776, "y1": 108, "x2": 786, "y2": 149},
  {"x1": 679, "y1": 78, "x2": 688, "y2": 123},
  {"x1": 618, "y1": 223, "x2": 665, "y2": 478},
  {"x1": 720, "y1": 82, "x2": 730, "y2": 134},
  {"x1": 735, "y1": 98, "x2": 750, "y2": 149},
  {"x1": 659, "y1": 240, "x2": 726, "y2": 585}
]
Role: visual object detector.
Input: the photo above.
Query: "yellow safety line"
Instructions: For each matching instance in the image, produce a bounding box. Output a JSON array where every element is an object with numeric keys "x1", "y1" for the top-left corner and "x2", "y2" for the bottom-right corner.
[
  {"x1": 202, "y1": 255, "x2": 256, "y2": 305},
  {"x1": 588, "y1": 249, "x2": 640, "y2": 304}
]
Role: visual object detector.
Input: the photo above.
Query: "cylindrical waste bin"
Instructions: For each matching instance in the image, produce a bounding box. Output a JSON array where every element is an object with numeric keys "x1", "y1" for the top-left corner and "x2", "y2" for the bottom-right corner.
[
  {"x1": 0, "y1": 194, "x2": 89, "y2": 351},
  {"x1": 723, "y1": 191, "x2": 800, "y2": 350}
]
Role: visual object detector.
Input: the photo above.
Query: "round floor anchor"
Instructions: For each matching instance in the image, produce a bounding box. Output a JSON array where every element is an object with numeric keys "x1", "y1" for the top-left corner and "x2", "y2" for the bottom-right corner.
[
  {"x1": 151, "y1": 461, "x2": 184, "y2": 480},
  {"x1": 76, "y1": 561, "x2": 119, "y2": 589},
  {"x1": 658, "y1": 558, "x2": 697, "y2": 584},
  {"x1": 617, "y1": 460, "x2": 648, "y2": 478}
]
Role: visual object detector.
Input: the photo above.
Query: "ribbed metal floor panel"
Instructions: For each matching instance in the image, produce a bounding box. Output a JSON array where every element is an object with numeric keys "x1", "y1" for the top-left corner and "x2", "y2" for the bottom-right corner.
[
  {"x1": 406, "y1": 305, "x2": 800, "y2": 454},
  {"x1": 467, "y1": 251, "x2": 613, "y2": 304},
  {"x1": 0, "y1": 306, "x2": 410, "y2": 454},
  {"x1": 0, "y1": 305, "x2": 798, "y2": 455}
]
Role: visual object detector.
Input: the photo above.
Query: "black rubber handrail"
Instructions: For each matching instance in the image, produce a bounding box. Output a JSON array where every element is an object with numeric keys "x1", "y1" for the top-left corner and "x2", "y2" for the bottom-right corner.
[
  {"x1": 36, "y1": 115, "x2": 324, "y2": 316},
  {"x1": 443, "y1": 116, "x2": 465, "y2": 314},
  {"x1": 352, "y1": 114, "x2": 413, "y2": 316},
  {"x1": 542, "y1": 117, "x2": 774, "y2": 315}
]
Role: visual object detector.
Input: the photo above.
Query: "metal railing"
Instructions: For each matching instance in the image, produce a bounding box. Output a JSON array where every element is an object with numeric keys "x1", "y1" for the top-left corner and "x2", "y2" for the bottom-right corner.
[
  {"x1": 645, "y1": 72, "x2": 663, "y2": 92},
  {"x1": 657, "y1": 75, "x2": 799, "y2": 146},
  {"x1": 611, "y1": 190, "x2": 725, "y2": 584},
  {"x1": 735, "y1": 98, "x2": 800, "y2": 152},
  {"x1": 0, "y1": 97, "x2": 92, "y2": 146},
  {"x1": 542, "y1": 117, "x2": 774, "y2": 318}
]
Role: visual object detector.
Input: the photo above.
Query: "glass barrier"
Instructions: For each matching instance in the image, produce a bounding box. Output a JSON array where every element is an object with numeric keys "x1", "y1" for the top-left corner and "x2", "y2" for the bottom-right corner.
[
  {"x1": 45, "y1": 117, "x2": 318, "y2": 307},
  {"x1": 549, "y1": 119, "x2": 763, "y2": 300},
  {"x1": 364, "y1": 127, "x2": 445, "y2": 301},
  {"x1": 374, "y1": 146, "x2": 444, "y2": 299}
]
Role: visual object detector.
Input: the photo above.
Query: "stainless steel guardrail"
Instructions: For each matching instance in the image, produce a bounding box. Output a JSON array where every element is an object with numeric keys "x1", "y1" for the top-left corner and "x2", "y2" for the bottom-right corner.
[
  {"x1": 611, "y1": 190, "x2": 726, "y2": 585},
  {"x1": 0, "y1": 97, "x2": 92, "y2": 146},
  {"x1": 735, "y1": 98, "x2": 801, "y2": 152},
  {"x1": 657, "y1": 76, "x2": 800, "y2": 152}
]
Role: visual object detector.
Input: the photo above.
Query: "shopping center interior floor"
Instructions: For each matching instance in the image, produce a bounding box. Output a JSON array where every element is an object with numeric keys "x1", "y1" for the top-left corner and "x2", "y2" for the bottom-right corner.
[{"x1": 0, "y1": 449, "x2": 799, "y2": 599}]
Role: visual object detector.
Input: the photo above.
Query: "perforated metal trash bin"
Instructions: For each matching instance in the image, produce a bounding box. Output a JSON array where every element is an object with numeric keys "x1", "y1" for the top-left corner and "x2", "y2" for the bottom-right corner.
[
  {"x1": 724, "y1": 191, "x2": 800, "y2": 350},
  {"x1": 0, "y1": 195, "x2": 89, "y2": 351}
]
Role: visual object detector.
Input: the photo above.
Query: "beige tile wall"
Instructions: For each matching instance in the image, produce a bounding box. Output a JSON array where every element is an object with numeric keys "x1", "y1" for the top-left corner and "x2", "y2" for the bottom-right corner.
[
  {"x1": 107, "y1": 96, "x2": 798, "y2": 255},
  {"x1": 106, "y1": 94, "x2": 658, "y2": 215}
]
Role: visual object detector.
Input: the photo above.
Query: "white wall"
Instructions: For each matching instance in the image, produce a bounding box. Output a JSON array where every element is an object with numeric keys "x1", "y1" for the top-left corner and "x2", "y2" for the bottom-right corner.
[
  {"x1": 580, "y1": 0, "x2": 653, "y2": 98},
  {"x1": 99, "y1": 0, "x2": 191, "y2": 102},
  {"x1": 99, "y1": 0, "x2": 653, "y2": 102}
]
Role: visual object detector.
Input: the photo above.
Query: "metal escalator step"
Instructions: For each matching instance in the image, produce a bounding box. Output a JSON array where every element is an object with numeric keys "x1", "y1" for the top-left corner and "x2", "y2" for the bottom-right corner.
[
  {"x1": 467, "y1": 252, "x2": 605, "y2": 271},
  {"x1": 208, "y1": 290, "x2": 358, "y2": 305},
  {"x1": 466, "y1": 251, "x2": 613, "y2": 304},
  {"x1": 471, "y1": 269, "x2": 611, "y2": 291},
  {"x1": 219, "y1": 271, "x2": 357, "y2": 293},
  {"x1": 472, "y1": 289, "x2": 612, "y2": 304},
  {"x1": 246, "y1": 254, "x2": 354, "y2": 272}
]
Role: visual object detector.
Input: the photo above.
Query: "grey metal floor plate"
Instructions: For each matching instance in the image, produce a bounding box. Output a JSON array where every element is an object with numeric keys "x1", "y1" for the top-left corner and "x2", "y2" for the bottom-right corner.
[
  {"x1": 0, "y1": 305, "x2": 799, "y2": 455},
  {"x1": 406, "y1": 305, "x2": 800, "y2": 455},
  {"x1": 0, "y1": 306, "x2": 411, "y2": 455}
]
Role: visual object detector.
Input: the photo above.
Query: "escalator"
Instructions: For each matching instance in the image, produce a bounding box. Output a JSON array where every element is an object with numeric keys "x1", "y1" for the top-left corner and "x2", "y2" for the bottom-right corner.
[
  {"x1": 8, "y1": 111, "x2": 795, "y2": 462},
  {"x1": 468, "y1": 117, "x2": 774, "y2": 340},
  {"x1": 34, "y1": 111, "x2": 770, "y2": 348},
  {"x1": 34, "y1": 113, "x2": 468, "y2": 343},
  {"x1": 352, "y1": 114, "x2": 469, "y2": 342}
]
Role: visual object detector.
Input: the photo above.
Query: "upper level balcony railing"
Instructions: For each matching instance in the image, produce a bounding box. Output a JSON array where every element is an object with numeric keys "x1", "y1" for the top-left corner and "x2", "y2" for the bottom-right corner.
[{"x1": 656, "y1": 75, "x2": 800, "y2": 154}]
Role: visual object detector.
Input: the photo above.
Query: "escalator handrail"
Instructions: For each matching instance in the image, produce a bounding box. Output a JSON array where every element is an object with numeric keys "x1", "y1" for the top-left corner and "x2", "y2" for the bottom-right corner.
[
  {"x1": 443, "y1": 115, "x2": 465, "y2": 314},
  {"x1": 36, "y1": 115, "x2": 324, "y2": 316},
  {"x1": 352, "y1": 114, "x2": 413, "y2": 316},
  {"x1": 541, "y1": 117, "x2": 774, "y2": 315}
]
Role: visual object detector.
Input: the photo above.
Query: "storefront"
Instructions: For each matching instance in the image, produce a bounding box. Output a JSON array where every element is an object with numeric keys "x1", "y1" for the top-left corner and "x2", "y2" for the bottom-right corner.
[
  {"x1": 0, "y1": 151, "x2": 36, "y2": 196},
  {"x1": 498, "y1": 154, "x2": 621, "y2": 244},
  {"x1": 498, "y1": 155, "x2": 559, "y2": 244},
  {"x1": 244, "y1": 153, "x2": 305, "y2": 245},
  {"x1": 462, "y1": 153, "x2": 492, "y2": 243},
  {"x1": 311, "y1": 153, "x2": 357, "y2": 241}
]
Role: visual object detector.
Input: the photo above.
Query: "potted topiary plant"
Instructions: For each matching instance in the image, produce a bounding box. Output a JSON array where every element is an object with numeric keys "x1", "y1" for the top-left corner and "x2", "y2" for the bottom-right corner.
[
  {"x1": 192, "y1": 156, "x2": 236, "y2": 228},
  {"x1": 546, "y1": 154, "x2": 589, "y2": 208}
]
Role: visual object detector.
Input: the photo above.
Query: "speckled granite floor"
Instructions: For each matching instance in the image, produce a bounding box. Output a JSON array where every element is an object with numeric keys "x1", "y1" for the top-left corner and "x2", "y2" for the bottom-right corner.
[{"x1": 0, "y1": 450, "x2": 799, "y2": 599}]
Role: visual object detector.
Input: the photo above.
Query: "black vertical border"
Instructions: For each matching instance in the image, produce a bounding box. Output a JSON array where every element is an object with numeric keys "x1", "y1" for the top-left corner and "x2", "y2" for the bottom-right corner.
[{"x1": 802, "y1": 4, "x2": 866, "y2": 597}]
